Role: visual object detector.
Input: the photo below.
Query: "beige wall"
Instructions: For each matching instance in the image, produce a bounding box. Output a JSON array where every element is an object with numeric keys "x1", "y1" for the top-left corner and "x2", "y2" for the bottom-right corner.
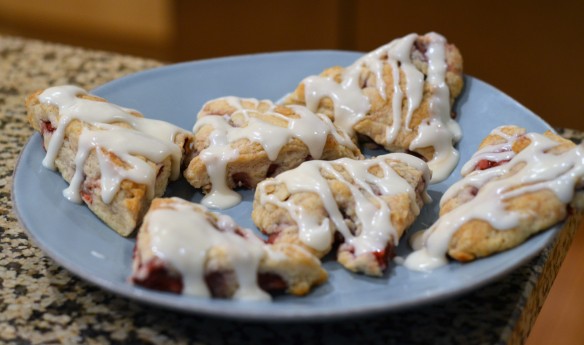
[{"x1": 1, "y1": 0, "x2": 582, "y2": 130}]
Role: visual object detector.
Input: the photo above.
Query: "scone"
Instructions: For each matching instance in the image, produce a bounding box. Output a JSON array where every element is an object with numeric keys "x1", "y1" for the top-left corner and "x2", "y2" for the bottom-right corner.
[
  {"x1": 405, "y1": 125, "x2": 584, "y2": 270},
  {"x1": 131, "y1": 197, "x2": 327, "y2": 299},
  {"x1": 252, "y1": 153, "x2": 431, "y2": 276},
  {"x1": 283, "y1": 32, "x2": 464, "y2": 182},
  {"x1": 26, "y1": 85, "x2": 194, "y2": 236},
  {"x1": 184, "y1": 96, "x2": 362, "y2": 209}
]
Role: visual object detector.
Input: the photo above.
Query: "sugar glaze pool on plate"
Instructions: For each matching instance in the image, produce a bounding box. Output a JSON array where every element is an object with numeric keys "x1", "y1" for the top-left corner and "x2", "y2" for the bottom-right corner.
[{"x1": 12, "y1": 51, "x2": 557, "y2": 320}]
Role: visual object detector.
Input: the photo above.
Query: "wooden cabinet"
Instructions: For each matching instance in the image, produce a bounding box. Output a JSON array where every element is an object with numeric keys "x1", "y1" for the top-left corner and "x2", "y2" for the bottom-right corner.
[
  {"x1": 0, "y1": 0, "x2": 582, "y2": 130},
  {"x1": 0, "y1": 0, "x2": 173, "y2": 59}
]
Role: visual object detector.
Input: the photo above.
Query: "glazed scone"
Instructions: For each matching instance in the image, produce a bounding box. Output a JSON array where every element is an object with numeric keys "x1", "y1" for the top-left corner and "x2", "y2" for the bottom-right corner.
[
  {"x1": 283, "y1": 32, "x2": 464, "y2": 182},
  {"x1": 252, "y1": 153, "x2": 431, "y2": 276},
  {"x1": 26, "y1": 85, "x2": 194, "y2": 236},
  {"x1": 131, "y1": 197, "x2": 327, "y2": 299},
  {"x1": 184, "y1": 96, "x2": 362, "y2": 209},
  {"x1": 405, "y1": 125, "x2": 584, "y2": 270}
]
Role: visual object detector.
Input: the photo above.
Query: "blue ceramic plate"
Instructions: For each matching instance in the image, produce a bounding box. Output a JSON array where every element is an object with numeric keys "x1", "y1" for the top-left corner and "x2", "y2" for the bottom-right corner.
[{"x1": 13, "y1": 51, "x2": 556, "y2": 321}]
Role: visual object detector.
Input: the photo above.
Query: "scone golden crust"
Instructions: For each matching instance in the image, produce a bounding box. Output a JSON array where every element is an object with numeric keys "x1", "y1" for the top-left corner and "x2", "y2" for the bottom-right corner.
[
  {"x1": 26, "y1": 85, "x2": 193, "y2": 236},
  {"x1": 130, "y1": 198, "x2": 327, "y2": 299},
  {"x1": 184, "y1": 96, "x2": 362, "y2": 209},
  {"x1": 283, "y1": 32, "x2": 463, "y2": 183},
  {"x1": 252, "y1": 153, "x2": 431, "y2": 276},
  {"x1": 406, "y1": 125, "x2": 584, "y2": 267}
]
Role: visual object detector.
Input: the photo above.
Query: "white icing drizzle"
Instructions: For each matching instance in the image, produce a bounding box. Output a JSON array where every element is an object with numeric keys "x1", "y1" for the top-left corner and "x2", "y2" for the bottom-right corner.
[
  {"x1": 192, "y1": 96, "x2": 357, "y2": 209},
  {"x1": 301, "y1": 32, "x2": 460, "y2": 183},
  {"x1": 65, "y1": 125, "x2": 179, "y2": 203},
  {"x1": 38, "y1": 85, "x2": 186, "y2": 204},
  {"x1": 145, "y1": 198, "x2": 270, "y2": 300},
  {"x1": 257, "y1": 153, "x2": 430, "y2": 254},
  {"x1": 409, "y1": 33, "x2": 461, "y2": 183},
  {"x1": 405, "y1": 131, "x2": 584, "y2": 271},
  {"x1": 302, "y1": 74, "x2": 369, "y2": 138},
  {"x1": 197, "y1": 116, "x2": 242, "y2": 209},
  {"x1": 439, "y1": 126, "x2": 526, "y2": 208},
  {"x1": 458, "y1": 126, "x2": 524, "y2": 178}
]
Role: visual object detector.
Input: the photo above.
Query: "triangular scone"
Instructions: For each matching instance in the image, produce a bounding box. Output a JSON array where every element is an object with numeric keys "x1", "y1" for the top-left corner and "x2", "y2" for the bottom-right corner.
[
  {"x1": 252, "y1": 153, "x2": 431, "y2": 276},
  {"x1": 405, "y1": 125, "x2": 584, "y2": 270},
  {"x1": 283, "y1": 32, "x2": 464, "y2": 182},
  {"x1": 184, "y1": 96, "x2": 363, "y2": 209},
  {"x1": 131, "y1": 197, "x2": 327, "y2": 299},
  {"x1": 26, "y1": 85, "x2": 194, "y2": 236}
]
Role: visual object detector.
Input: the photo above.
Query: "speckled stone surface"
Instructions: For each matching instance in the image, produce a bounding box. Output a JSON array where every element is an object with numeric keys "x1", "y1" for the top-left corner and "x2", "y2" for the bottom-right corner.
[{"x1": 1, "y1": 35, "x2": 582, "y2": 345}]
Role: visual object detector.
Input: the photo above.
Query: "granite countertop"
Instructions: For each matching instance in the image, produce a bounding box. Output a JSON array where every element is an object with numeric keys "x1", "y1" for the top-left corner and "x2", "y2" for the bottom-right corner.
[{"x1": 1, "y1": 35, "x2": 583, "y2": 345}]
